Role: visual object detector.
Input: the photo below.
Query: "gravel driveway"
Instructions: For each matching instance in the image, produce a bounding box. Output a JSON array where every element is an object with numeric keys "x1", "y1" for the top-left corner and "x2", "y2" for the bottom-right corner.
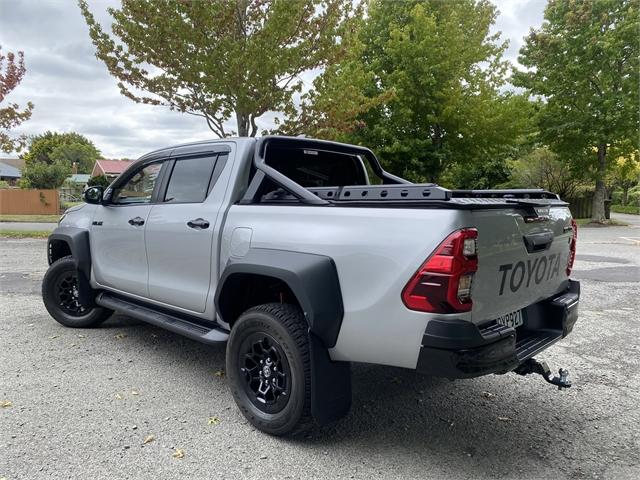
[{"x1": 1, "y1": 219, "x2": 639, "y2": 480}]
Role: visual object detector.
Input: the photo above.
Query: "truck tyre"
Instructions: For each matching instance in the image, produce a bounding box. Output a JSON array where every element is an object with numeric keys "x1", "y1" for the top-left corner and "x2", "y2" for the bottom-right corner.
[
  {"x1": 42, "y1": 256, "x2": 112, "y2": 328},
  {"x1": 227, "y1": 303, "x2": 313, "y2": 436}
]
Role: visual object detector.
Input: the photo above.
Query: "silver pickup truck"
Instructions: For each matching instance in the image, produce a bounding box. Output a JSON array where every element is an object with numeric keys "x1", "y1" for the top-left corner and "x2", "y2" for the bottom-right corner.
[{"x1": 42, "y1": 136, "x2": 579, "y2": 435}]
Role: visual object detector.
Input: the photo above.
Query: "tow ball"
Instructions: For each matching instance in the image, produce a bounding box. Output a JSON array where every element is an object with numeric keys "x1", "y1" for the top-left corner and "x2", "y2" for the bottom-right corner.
[{"x1": 514, "y1": 358, "x2": 572, "y2": 390}]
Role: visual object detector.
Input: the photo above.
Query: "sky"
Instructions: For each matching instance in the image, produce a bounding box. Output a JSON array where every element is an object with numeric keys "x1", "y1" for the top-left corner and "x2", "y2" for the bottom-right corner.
[{"x1": 0, "y1": 0, "x2": 547, "y2": 159}]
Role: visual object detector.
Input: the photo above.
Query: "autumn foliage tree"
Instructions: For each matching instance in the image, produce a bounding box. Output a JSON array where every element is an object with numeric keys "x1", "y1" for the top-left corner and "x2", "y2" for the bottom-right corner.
[
  {"x1": 610, "y1": 151, "x2": 640, "y2": 205},
  {"x1": 79, "y1": 0, "x2": 358, "y2": 137},
  {"x1": 0, "y1": 46, "x2": 34, "y2": 153}
]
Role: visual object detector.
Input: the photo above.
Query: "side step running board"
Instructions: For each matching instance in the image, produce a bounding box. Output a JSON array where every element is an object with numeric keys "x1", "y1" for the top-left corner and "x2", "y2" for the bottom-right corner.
[{"x1": 96, "y1": 292, "x2": 229, "y2": 344}]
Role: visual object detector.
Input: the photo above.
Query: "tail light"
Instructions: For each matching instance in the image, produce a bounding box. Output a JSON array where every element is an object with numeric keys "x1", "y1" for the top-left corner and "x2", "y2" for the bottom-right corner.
[
  {"x1": 402, "y1": 228, "x2": 478, "y2": 314},
  {"x1": 566, "y1": 219, "x2": 577, "y2": 276}
]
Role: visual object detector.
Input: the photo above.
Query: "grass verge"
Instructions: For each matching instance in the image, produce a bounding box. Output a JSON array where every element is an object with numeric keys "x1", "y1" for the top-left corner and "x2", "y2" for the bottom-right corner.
[
  {"x1": 575, "y1": 218, "x2": 628, "y2": 227},
  {"x1": 0, "y1": 214, "x2": 60, "y2": 223},
  {"x1": 610, "y1": 205, "x2": 640, "y2": 215},
  {"x1": 0, "y1": 230, "x2": 51, "y2": 239}
]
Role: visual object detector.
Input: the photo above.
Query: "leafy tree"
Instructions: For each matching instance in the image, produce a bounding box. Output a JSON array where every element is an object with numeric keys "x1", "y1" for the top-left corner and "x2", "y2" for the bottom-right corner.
[
  {"x1": 441, "y1": 156, "x2": 513, "y2": 190},
  {"x1": 87, "y1": 174, "x2": 110, "y2": 188},
  {"x1": 610, "y1": 151, "x2": 640, "y2": 205},
  {"x1": 277, "y1": 24, "x2": 393, "y2": 139},
  {"x1": 49, "y1": 142, "x2": 101, "y2": 174},
  {"x1": 504, "y1": 147, "x2": 587, "y2": 199},
  {"x1": 301, "y1": 0, "x2": 534, "y2": 184},
  {"x1": 79, "y1": 0, "x2": 358, "y2": 137},
  {"x1": 514, "y1": 0, "x2": 640, "y2": 222},
  {"x1": 0, "y1": 46, "x2": 34, "y2": 153},
  {"x1": 22, "y1": 131, "x2": 100, "y2": 173},
  {"x1": 19, "y1": 161, "x2": 70, "y2": 189}
]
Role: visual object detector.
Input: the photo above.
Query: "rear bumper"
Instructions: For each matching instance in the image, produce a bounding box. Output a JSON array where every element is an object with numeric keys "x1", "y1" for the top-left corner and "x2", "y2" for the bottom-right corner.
[{"x1": 416, "y1": 279, "x2": 580, "y2": 379}]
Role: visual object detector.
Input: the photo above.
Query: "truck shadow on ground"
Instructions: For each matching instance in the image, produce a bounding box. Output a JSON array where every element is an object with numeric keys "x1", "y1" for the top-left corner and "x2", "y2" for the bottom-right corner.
[{"x1": 100, "y1": 314, "x2": 592, "y2": 479}]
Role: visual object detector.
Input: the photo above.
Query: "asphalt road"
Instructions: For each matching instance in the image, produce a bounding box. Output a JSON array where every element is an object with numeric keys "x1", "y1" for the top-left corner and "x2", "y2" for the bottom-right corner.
[{"x1": 1, "y1": 219, "x2": 639, "y2": 479}]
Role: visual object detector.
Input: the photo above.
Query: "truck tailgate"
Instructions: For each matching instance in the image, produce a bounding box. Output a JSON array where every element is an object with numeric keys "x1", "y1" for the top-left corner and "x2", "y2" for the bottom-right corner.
[{"x1": 470, "y1": 205, "x2": 573, "y2": 323}]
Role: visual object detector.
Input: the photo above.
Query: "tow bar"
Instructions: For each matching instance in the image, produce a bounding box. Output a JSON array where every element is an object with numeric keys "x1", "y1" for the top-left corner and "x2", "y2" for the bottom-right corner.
[{"x1": 514, "y1": 358, "x2": 572, "y2": 390}]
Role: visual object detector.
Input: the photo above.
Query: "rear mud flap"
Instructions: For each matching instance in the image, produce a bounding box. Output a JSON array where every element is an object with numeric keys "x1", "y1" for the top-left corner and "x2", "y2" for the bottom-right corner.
[{"x1": 309, "y1": 333, "x2": 352, "y2": 425}]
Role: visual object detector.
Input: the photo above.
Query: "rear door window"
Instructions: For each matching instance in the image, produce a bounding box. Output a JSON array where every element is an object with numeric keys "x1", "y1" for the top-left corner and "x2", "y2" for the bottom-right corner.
[{"x1": 164, "y1": 156, "x2": 217, "y2": 203}]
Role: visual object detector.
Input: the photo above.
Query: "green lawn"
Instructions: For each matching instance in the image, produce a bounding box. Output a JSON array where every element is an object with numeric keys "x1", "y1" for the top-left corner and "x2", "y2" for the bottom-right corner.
[
  {"x1": 0, "y1": 214, "x2": 60, "y2": 223},
  {"x1": 0, "y1": 230, "x2": 51, "y2": 239}
]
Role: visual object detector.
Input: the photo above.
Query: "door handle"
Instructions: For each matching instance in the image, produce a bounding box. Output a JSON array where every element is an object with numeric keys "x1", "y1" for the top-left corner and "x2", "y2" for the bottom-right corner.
[
  {"x1": 523, "y1": 230, "x2": 554, "y2": 253},
  {"x1": 128, "y1": 216, "x2": 145, "y2": 226},
  {"x1": 187, "y1": 218, "x2": 210, "y2": 229}
]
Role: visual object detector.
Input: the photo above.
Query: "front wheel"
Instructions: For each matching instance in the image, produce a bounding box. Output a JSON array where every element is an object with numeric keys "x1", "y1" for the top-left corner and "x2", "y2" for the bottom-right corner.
[
  {"x1": 226, "y1": 303, "x2": 313, "y2": 436},
  {"x1": 42, "y1": 256, "x2": 112, "y2": 328}
]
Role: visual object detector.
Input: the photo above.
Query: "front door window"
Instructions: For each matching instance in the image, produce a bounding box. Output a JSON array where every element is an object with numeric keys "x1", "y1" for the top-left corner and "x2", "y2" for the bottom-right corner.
[{"x1": 112, "y1": 163, "x2": 162, "y2": 205}]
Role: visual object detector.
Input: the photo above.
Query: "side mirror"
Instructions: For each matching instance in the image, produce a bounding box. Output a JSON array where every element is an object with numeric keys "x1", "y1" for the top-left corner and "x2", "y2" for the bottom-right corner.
[{"x1": 84, "y1": 186, "x2": 104, "y2": 204}]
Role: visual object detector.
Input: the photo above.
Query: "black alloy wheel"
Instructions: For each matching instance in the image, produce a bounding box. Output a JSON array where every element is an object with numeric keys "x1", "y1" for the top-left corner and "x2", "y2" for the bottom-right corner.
[
  {"x1": 226, "y1": 303, "x2": 313, "y2": 436},
  {"x1": 42, "y1": 256, "x2": 112, "y2": 328},
  {"x1": 239, "y1": 332, "x2": 292, "y2": 414}
]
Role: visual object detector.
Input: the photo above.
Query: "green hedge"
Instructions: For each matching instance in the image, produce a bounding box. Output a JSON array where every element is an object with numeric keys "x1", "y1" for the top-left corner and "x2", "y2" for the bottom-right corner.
[
  {"x1": 612, "y1": 186, "x2": 640, "y2": 207},
  {"x1": 611, "y1": 204, "x2": 640, "y2": 215}
]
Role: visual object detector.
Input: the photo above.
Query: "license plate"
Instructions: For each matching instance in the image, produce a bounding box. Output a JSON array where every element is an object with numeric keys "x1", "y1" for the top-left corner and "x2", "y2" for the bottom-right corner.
[{"x1": 495, "y1": 310, "x2": 524, "y2": 328}]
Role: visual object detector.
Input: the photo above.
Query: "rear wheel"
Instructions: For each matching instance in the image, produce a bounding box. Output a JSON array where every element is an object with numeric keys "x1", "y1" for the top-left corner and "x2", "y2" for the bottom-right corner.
[
  {"x1": 226, "y1": 303, "x2": 313, "y2": 436},
  {"x1": 42, "y1": 256, "x2": 112, "y2": 328}
]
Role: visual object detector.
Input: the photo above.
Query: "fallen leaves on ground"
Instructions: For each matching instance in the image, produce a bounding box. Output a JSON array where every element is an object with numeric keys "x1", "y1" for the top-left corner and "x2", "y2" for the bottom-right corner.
[
  {"x1": 1, "y1": 400, "x2": 12, "y2": 408},
  {"x1": 114, "y1": 333, "x2": 127, "y2": 339},
  {"x1": 172, "y1": 448, "x2": 185, "y2": 459},
  {"x1": 481, "y1": 391, "x2": 496, "y2": 399},
  {"x1": 214, "y1": 370, "x2": 225, "y2": 378},
  {"x1": 131, "y1": 390, "x2": 139, "y2": 396},
  {"x1": 143, "y1": 435, "x2": 155, "y2": 444},
  {"x1": 114, "y1": 393, "x2": 124, "y2": 400},
  {"x1": 48, "y1": 335, "x2": 58, "y2": 340},
  {"x1": 208, "y1": 416, "x2": 220, "y2": 426},
  {"x1": 498, "y1": 416, "x2": 511, "y2": 422}
]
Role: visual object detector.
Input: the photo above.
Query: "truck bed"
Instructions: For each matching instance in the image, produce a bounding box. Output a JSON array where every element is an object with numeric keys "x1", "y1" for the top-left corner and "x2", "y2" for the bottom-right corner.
[{"x1": 243, "y1": 136, "x2": 567, "y2": 211}]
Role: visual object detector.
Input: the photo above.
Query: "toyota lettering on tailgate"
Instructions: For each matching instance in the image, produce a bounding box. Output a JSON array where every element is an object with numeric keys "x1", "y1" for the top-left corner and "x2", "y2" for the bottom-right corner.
[{"x1": 498, "y1": 253, "x2": 565, "y2": 295}]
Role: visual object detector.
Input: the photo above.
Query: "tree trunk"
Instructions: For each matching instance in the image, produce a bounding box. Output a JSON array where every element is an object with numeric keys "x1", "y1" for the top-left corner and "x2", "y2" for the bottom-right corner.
[
  {"x1": 591, "y1": 143, "x2": 608, "y2": 223},
  {"x1": 236, "y1": 111, "x2": 249, "y2": 137},
  {"x1": 622, "y1": 186, "x2": 629, "y2": 206}
]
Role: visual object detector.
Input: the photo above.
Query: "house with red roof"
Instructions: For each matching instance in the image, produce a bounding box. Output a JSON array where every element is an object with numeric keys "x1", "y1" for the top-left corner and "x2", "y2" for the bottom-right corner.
[{"x1": 91, "y1": 159, "x2": 134, "y2": 181}]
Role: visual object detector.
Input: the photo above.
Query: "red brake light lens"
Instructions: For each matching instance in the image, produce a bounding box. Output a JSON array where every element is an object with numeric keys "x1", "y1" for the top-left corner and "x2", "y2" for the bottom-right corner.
[
  {"x1": 566, "y1": 219, "x2": 577, "y2": 276},
  {"x1": 402, "y1": 228, "x2": 478, "y2": 314}
]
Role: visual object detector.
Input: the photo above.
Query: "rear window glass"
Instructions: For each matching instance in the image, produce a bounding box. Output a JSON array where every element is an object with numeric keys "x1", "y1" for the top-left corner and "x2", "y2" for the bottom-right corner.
[
  {"x1": 164, "y1": 156, "x2": 217, "y2": 203},
  {"x1": 265, "y1": 147, "x2": 367, "y2": 187}
]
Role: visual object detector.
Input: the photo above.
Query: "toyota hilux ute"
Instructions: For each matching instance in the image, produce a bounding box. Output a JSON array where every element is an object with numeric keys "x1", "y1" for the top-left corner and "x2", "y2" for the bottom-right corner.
[{"x1": 42, "y1": 136, "x2": 579, "y2": 435}]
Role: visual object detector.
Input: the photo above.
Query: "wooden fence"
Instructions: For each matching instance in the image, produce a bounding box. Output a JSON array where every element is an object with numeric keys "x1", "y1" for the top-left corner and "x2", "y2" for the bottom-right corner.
[
  {"x1": 566, "y1": 196, "x2": 611, "y2": 219},
  {"x1": 566, "y1": 197, "x2": 592, "y2": 219},
  {"x1": 0, "y1": 189, "x2": 60, "y2": 215}
]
